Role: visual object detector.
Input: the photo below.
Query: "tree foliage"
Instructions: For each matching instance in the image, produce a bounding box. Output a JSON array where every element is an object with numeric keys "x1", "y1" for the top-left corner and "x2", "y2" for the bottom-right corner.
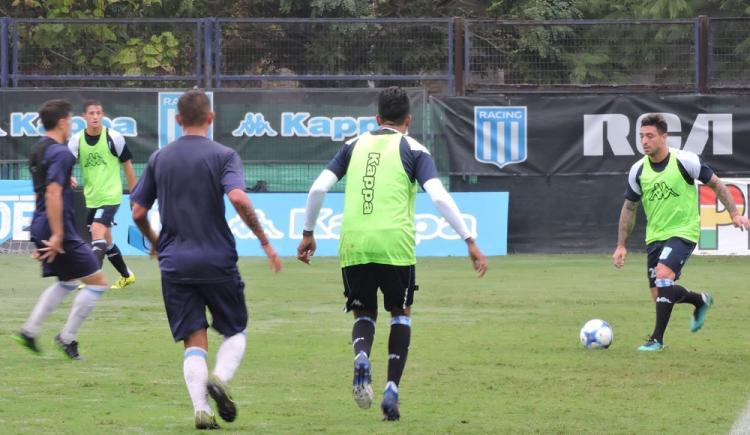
[{"x1": 0, "y1": 0, "x2": 747, "y2": 86}]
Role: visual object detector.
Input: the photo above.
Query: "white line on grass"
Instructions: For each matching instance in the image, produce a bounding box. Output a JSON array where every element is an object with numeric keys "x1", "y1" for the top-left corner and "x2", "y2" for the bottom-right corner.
[{"x1": 730, "y1": 400, "x2": 750, "y2": 434}]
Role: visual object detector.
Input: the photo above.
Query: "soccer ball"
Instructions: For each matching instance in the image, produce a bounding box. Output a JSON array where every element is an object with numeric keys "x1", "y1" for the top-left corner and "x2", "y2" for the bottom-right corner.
[{"x1": 579, "y1": 319, "x2": 613, "y2": 349}]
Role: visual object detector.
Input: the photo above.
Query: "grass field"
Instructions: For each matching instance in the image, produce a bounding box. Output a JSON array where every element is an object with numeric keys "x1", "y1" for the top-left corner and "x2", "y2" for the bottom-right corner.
[{"x1": 1, "y1": 254, "x2": 748, "y2": 434}]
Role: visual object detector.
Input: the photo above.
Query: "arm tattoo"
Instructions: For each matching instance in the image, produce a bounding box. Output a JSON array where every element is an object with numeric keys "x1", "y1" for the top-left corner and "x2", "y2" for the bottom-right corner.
[
  {"x1": 707, "y1": 176, "x2": 739, "y2": 217},
  {"x1": 617, "y1": 199, "x2": 639, "y2": 246},
  {"x1": 236, "y1": 199, "x2": 269, "y2": 245}
]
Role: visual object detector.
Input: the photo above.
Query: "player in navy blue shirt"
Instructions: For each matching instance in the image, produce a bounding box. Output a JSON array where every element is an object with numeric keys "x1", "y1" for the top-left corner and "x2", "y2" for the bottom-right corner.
[
  {"x1": 13, "y1": 99, "x2": 109, "y2": 361},
  {"x1": 131, "y1": 90, "x2": 282, "y2": 430}
]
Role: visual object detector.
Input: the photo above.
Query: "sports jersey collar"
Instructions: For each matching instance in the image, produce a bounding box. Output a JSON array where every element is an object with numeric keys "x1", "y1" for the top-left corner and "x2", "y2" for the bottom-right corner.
[{"x1": 377, "y1": 126, "x2": 406, "y2": 135}]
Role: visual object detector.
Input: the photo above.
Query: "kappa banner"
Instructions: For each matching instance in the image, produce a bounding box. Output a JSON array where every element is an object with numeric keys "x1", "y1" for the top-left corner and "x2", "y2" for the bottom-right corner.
[
  {"x1": 0, "y1": 181, "x2": 34, "y2": 245},
  {"x1": 0, "y1": 89, "x2": 427, "y2": 163},
  {"x1": 695, "y1": 178, "x2": 750, "y2": 255},
  {"x1": 0, "y1": 182, "x2": 508, "y2": 256},
  {"x1": 116, "y1": 193, "x2": 508, "y2": 257}
]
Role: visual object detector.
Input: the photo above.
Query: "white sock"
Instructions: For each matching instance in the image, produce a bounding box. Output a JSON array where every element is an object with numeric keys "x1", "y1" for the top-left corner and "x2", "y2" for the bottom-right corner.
[
  {"x1": 385, "y1": 381, "x2": 398, "y2": 393},
  {"x1": 213, "y1": 332, "x2": 247, "y2": 384},
  {"x1": 22, "y1": 281, "x2": 77, "y2": 337},
  {"x1": 59, "y1": 285, "x2": 105, "y2": 344},
  {"x1": 184, "y1": 347, "x2": 211, "y2": 413}
]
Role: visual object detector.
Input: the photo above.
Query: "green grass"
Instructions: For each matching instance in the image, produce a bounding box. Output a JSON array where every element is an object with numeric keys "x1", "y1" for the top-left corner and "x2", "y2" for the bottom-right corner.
[{"x1": 0, "y1": 254, "x2": 748, "y2": 434}]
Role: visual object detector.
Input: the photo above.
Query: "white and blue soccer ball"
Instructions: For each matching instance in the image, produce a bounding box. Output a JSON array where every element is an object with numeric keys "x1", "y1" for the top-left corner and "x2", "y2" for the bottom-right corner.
[{"x1": 579, "y1": 319, "x2": 613, "y2": 349}]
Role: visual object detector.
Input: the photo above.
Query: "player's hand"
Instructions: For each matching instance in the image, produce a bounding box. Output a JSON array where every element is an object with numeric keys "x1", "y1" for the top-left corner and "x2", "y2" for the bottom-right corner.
[
  {"x1": 296, "y1": 232, "x2": 316, "y2": 265},
  {"x1": 732, "y1": 214, "x2": 750, "y2": 231},
  {"x1": 612, "y1": 245, "x2": 627, "y2": 268},
  {"x1": 38, "y1": 234, "x2": 65, "y2": 263},
  {"x1": 70, "y1": 176, "x2": 78, "y2": 188},
  {"x1": 263, "y1": 243, "x2": 282, "y2": 273},
  {"x1": 466, "y1": 238, "x2": 487, "y2": 277}
]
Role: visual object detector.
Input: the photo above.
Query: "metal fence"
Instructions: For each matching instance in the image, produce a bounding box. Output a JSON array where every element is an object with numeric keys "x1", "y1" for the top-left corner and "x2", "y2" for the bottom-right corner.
[
  {"x1": 0, "y1": 17, "x2": 749, "y2": 92},
  {"x1": 710, "y1": 18, "x2": 750, "y2": 89},
  {"x1": 465, "y1": 19, "x2": 696, "y2": 89},
  {"x1": 7, "y1": 18, "x2": 204, "y2": 87},
  {"x1": 213, "y1": 18, "x2": 453, "y2": 90}
]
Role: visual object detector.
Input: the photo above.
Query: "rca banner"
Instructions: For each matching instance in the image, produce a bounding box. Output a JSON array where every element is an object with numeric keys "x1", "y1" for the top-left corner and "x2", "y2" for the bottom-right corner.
[
  {"x1": 695, "y1": 178, "x2": 750, "y2": 255},
  {"x1": 433, "y1": 94, "x2": 750, "y2": 176}
]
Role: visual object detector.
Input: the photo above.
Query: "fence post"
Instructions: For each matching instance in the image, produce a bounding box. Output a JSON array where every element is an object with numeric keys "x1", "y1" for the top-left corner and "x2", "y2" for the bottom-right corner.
[
  {"x1": 213, "y1": 19, "x2": 221, "y2": 89},
  {"x1": 453, "y1": 17, "x2": 464, "y2": 96},
  {"x1": 1, "y1": 18, "x2": 8, "y2": 88},
  {"x1": 11, "y1": 20, "x2": 17, "y2": 87},
  {"x1": 696, "y1": 15, "x2": 709, "y2": 94},
  {"x1": 203, "y1": 18, "x2": 213, "y2": 89}
]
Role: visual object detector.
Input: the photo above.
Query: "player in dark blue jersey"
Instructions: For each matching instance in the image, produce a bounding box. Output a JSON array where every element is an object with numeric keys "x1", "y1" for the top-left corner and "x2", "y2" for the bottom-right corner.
[
  {"x1": 12, "y1": 100, "x2": 108, "y2": 361},
  {"x1": 131, "y1": 90, "x2": 282, "y2": 430}
]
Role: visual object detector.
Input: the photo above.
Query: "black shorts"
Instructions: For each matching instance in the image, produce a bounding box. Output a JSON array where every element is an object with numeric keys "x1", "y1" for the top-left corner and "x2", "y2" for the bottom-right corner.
[
  {"x1": 86, "y1": 204, "x2": 120, "y2": 228},
  {"x1": 36, "y1": 239, "x2": 100, "y2": 282},
  {"x1": 161, "y1": 274, "x2": 248, "y2": 342},
  {"x1": 646, "y1": 237, "x2": 696, "y2": 288},
  {"x1": 342, "y1": 263, "x2": 417, "y2": 313}
]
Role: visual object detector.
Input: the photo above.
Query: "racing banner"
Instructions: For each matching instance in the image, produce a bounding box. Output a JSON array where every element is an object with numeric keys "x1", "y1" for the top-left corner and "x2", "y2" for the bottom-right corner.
[
  {"x1": 0, "y1": 182, "x2": 509, "y2": 257},
  {"x1": 432, "y1": 94, "x2": 750, "y2": 177}
]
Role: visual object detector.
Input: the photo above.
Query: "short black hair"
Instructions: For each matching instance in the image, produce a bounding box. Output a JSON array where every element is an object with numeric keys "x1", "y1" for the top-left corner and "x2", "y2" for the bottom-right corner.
[
  {"x1": 378, "y1": 86, "x2": 410, "y2": 124},
  {"x1": 83, "y1": 99, "x2": 102, "y2": 113},
  {"x1": 641, "y1": 113, "x2": 667, "y2": 134},
  {"x1": 178, "y1": 89, "x2": 211, "y2": 127},
  {"x1": 39, "y1": 99, "x2": 72, "y2": 131}
]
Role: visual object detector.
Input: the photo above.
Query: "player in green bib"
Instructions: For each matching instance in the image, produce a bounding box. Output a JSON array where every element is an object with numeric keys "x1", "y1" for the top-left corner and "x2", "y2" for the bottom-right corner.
[
  {"x1": 612, "y1": 114, "x2": 749, "y2": 351},
  {"x1": 297, "y1": 87, "x2": 487, "y2": 421},
  {"x1": 68, "y1": 100, "x2": 137, "y2": 289}
]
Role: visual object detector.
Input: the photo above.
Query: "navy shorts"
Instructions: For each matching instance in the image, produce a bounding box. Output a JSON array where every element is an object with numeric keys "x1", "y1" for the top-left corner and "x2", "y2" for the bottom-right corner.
[
  {"x1": 161, "y1": 274, "x2": 248, "y2": 342},
  {"x1": 86, "y1": 204, "x2": 119, "y2": 228},
  {"x1": 35, "y1": 239, "x2": 100, "y2": 282},
  {"x1": 342, "y1": 263, "x2": 417, "y2": 313},
  {"x1": 646, "y1": 237, "x2": 696, "y2": 288}
]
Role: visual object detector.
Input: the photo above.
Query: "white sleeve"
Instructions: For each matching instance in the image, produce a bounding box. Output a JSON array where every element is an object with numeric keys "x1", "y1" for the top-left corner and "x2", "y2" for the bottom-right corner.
[
  {"x1": 675, "y1": 149, "x2": 701, "y2": 180},
  {"x1": 109, "y1": 130, "x2": 126, "y2": 157},
  {"x1": 303, "y1": 169, "x2": 339, "y2": 232},
  {"x1": 628, "y1": 160, "x2": 644, "y2": 196},
  {"x1": 422, "y1": 178, "x2": 471, "y2": 240},
  {"x1": 67, "y1": 134, "x2": 80, "y2": 159}
]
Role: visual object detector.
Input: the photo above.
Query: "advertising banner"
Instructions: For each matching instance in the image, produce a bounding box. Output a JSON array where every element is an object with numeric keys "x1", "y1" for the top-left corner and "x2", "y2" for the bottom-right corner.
[
  {"x1": 695, "y1": 178, "x2": 750, "y2": 255},
  {"x1": 433, "y1": 94, "x2": 750, "y2": 177},
  {"x1": 0, "y1": 89, "x2": 427, "y2": 163},
  {"x1": 0, "y1": 182, "x2": 508, "y2": 257}
]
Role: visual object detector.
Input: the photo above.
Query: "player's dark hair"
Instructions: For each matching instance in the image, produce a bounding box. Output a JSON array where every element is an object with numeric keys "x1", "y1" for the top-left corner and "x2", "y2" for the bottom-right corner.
[
  {"x1": 178, "y1": 89, "x2": 211, "y2": 127},
  {"x1": 378, "y1": 86, "x2": 410, "y2": 124},
  {"x1": 39, "y1": 99, "x2": 72, "y2": 131},
  {"x1": 641, "y1": 113, "x2": 668, "y2": 134},
  {"x1": 83, "y1": 99, "x2": 102, "y2": 113}
]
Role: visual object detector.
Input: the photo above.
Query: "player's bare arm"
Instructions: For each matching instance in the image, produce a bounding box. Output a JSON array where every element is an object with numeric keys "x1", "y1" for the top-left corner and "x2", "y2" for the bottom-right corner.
[
  {"x1": 227, "y1": 189, "x2": 282, "y2": 273},
  {"x1": 38, "y1": 181, "x2": 65, "y2": 262},
  {"x1": 122, "y1": 160, "x2": 137, "y2": 192},
  {"x1": 612, "y1": 199, "x2": 639, "y2": 268},
  {"x1": 706, "y1": 175, "x2": 750, "y2": 230}
]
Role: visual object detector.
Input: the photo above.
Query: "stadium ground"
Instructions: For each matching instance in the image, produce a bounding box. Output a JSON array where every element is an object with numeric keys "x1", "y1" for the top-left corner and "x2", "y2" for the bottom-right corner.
[{"x1": 0, "y1": 254, "x2": 748, "y2": 434}]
